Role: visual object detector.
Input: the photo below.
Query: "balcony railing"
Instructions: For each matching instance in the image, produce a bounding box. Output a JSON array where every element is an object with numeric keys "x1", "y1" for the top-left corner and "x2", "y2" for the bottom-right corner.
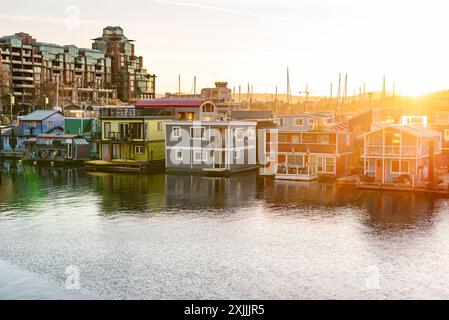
[
  {"x1": 365, "y1": 145, "x2": 417, "y2": 157},
  {"x1": 99, "y1": 108, "x2": 145, "y2": 118},
  {"x1": 103, "y1": 132, "x2": 146, "y2": 142}
]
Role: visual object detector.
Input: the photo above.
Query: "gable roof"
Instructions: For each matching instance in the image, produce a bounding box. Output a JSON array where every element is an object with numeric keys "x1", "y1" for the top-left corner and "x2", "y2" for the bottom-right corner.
[
  {"x1": 2, "y1": 125, "x2": 24, "y2": 136},
  {"x1": 21, "y1": 110, "x2": 62, "y2": 121},
  {"x1": 363, "y1": 124, "x2": 441, "y2": 138}
]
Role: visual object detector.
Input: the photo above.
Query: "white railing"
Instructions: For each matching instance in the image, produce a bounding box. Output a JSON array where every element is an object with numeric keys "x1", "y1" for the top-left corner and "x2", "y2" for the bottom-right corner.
[{"x1": 365, "y1": 145, "x2": 417, "y2": 157}]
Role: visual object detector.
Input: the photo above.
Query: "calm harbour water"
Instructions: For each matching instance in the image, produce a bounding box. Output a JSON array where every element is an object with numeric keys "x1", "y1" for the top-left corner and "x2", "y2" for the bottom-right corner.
[{"x1": 1, "y1": 160, "x2": 449, "y2": 299}]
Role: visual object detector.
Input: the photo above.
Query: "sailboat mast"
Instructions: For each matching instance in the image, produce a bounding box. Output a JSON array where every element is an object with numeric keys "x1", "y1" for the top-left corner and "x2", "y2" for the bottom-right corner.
[
  {"x1": 287, "y1": 67, "x2": 292, "y2": 113},
  {"x1": 336, "y1": 73, "x2": 341, "y2": 121}
]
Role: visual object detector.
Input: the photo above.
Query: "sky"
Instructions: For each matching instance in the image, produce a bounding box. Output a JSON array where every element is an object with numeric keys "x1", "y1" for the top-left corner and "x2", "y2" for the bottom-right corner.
[{"x1": 1, "y1": 0, "x2": 449, "y2": 97}]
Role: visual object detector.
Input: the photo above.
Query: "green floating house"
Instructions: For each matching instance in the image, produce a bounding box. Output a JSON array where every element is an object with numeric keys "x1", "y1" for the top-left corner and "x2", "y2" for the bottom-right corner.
[{"x1": 64, "y1": 117, "x2": 101, "y2": 159}]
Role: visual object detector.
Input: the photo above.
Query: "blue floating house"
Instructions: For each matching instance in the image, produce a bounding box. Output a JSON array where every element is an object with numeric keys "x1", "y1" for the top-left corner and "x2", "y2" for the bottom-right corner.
[{"x1": 1, "y1": 110, "x2": 64, "y2": 157}]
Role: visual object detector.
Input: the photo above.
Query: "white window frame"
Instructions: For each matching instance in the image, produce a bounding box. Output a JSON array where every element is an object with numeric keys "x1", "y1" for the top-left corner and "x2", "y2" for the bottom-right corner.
[
  {"x1": 391, "y1": 160, "x2": 410, "y2": 174},
  {"x1": 134, "y1": 145, "x2": 145, "y2": 155},
  {"x1": 172, "y1": 127, "x2": 181, "y2": 139},
  {"x1": 294, "y1": 118, "x2": 304, "y2": 126},
  {"x1": 193, "y1": 150, "x2": 207, "y2": 162},
  {"x1": 144, "y1": 123, "x2": 148, "y2": 140},
  {"x1": 235, "y1": 128, "x2": 244, "y2": 141},
  {"x1": 345, "y1": 135, "x2": 350, "y2": 146},
  {"x1": 318, "y1": 135, "x2": 330, "y2": 145},
  {"x1": 325, "y1": 156, "x2": 335, "y2": 174},
  {"x1": 234, "y1": 150, "x2": 241, "y2": 160},
  {"x1": 157, "y1": 122, "x2": 163, "y2": 132},
  {"x1": 247, "y1": 128, "x2": 256, "y2": 140},
  {"x1": 175, "y1": 150, "x2": 183, "y2": 161},
  {"x1": 308, "y1": 118, "x2": 315, "y2": 125}
]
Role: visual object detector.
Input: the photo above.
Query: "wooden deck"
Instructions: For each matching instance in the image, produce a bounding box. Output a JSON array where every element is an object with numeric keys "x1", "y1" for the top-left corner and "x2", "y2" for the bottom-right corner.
[
  {"x1": 356, "y1": 181, "x2": 449, "y2": 195},
  {"x1": 85, "y1": 160, "x2": 164, "y2": 173},
  {"x1": 275, "y1": 173, "x2": 319, "y2": 182}
]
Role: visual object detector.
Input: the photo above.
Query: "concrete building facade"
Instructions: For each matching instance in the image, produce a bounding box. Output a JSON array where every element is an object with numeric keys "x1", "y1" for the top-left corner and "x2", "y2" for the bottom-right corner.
[{"x1": 92, "y1": 26, "x2": 156, "y2": 102}]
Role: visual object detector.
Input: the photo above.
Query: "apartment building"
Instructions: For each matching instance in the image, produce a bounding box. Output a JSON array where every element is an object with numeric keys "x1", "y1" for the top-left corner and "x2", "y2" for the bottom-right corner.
[
  {"x1": 0, "y1": 33, "x2": 116, "y2": 108},
  {"x1": 92, "y1": 26, "x2": 156, "y2": 102}
]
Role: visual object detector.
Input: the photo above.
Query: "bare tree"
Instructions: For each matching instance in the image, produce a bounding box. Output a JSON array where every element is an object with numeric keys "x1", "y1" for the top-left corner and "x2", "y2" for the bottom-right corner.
[{"x1": 0, "y1": 60, "x2": 12, "y2": 120}]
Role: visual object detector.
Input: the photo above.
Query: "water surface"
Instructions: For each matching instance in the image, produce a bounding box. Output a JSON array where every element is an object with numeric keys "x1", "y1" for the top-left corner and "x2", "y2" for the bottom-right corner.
[{"x1": 1, "y1": 160, "x2": 449, "y2": 299}]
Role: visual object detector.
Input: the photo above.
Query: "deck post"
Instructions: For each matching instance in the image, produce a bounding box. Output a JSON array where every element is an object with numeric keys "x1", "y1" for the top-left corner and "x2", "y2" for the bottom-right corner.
[{"x1": 428, "y1": 140, "x2": 435, "y2": 189}]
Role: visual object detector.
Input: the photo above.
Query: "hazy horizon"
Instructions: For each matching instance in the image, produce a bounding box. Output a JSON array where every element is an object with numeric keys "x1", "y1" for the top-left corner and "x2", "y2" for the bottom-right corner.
[{"x1": 2, "y1": 0, "x2": 449, "y2": 97}]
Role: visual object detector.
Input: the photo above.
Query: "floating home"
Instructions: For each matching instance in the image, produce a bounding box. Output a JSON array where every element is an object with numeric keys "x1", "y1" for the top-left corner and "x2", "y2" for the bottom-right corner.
[
  {"x1": 360, "y1": 124, "x2": 442, "y2": 187},
  {"x1": 428, "y1": 100, "x2": 449, "y2": 168},
  {"x1": 86, "y1": 99, "x2": 222, "y2": 173},
  {"x1": 1, "y1": 110, "x2": 64, "y2": 158},
  {"x1": 165, "y1": 121, "x2": 259, "y2": 176},
  {"x1": 260, "y1": 114, "x2": 353, "y2": 181},
  {"x1": 23, "y1": 134, "x2": 90, "y2": 166}
]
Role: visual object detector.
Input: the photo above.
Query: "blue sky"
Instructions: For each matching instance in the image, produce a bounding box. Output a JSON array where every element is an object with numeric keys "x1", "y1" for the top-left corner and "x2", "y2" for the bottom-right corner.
[{"x1": 1, "y1": 0, "x2": 449, "y2": 96}]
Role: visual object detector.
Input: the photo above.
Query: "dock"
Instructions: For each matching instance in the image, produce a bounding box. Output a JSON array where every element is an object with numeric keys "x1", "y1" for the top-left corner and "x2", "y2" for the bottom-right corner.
[{"x1": 85, "y1": 159, "x2": 164, "y2": 173}]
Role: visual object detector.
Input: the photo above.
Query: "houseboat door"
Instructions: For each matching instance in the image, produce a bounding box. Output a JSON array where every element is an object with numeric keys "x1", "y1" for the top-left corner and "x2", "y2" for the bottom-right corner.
[
  {"x1": 375, "y1": 159, "x2": 383, "y2": 182},
  {"x1": 67, "y1": 143, "x2": 73, "y2": 159},
  {"x1": 112, "y1": 144, "x2": 120, "y2": 159},
  {"x1": 101, "y1": 144, "x2": 110, "y2": 161}
]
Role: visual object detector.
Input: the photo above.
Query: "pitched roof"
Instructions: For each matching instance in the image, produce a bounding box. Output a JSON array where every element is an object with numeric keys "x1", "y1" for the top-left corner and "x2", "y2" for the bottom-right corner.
[
  {"x1": 135, "y1": 99, "x2": 209, "y2": 108},
  {"x1": 37, "y1": 134, "x2": 81, "y2": 139},
  {"x1": 21, "y1": 110, "x2": 62, "y2": 121},
  {"x1": 2, "y1": 125, "x2": 24, "y2": 136},
  {"x1": 363, "y1": 124, "x2": 441, "y2": 138}
]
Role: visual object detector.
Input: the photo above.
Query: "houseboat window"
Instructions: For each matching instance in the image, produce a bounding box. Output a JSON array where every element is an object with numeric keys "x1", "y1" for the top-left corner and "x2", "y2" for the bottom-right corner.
[
  {"x1": 291, "y1": 135, "x2": 300, "y2": 144},
  {"x1": 193, "y1": 150, "x2": 207, "y2": 162},
  {"x1": 202, "y1": 103, "x2": 214, "y2": 113},
  {"x1": 173, "y1": 127, "x2": 181, "y2": 139},
  {"x1": 308, "y1": 119, "x2": 314, "y2": 125},
  {"x1": 134, "y1": 145, "x2": 145, "y2": 155},
  {"x1": 294, "y1": 118, "x2": 304, "y2": 126},
  {"x1": 234, "y1": 150, "x2": 241, "y2": 160},
  {"x1": 235, "y1": 129, "x2": 244, "y2": 141},
  {"x1": 119, "y1": 123, "x2": 129, "y2": 139},
  {"x1": 287, "y1": 155, "x2": 304, "y2": 166},
  {"x1": 436, "y1": 111, "x2": 449, "y2": 123},
  {"x1": 67, "y1": 144, "x2": 73, "y2": 158},
  {"x1": 345, "y1": 135, "x2": 351, "y2": 146},
  {"x1": 316, "y1": 156, "x2": 324, "y2": 172},
  {"x1": 247, "y1": 128, "x2": 256, "y2": 140},
  {"x1": 191, "y1": 127, "x2": 205, "y2": 139},
  {"x1": 128, "y1": 123, "x2": 144, "y2": 139},
  {"x1": 278, "y1": 134, "x2": 288, "y2": 143},
  {"x1": 47, "y1": 121, "x2": 53, "y2": 128},
  {"x1": 318, "y1": 135, "x2": 330, "y2": 144},
  {"x1": 144, "y1": 123, "x2": 149, "y2": 140},
  {"x1": 391, "y1": 160, "x2": 409, "y2": 174},
  {"x1": 157, "y1": 122, "x2": 163, "y2": 132},
  {"x1": 325, "y1": 157, "x2": 335, "y2": 173},
  {"x1": 385, "y1": 130, "x2": 401, "y2": 146},
  {"x1": 175, "y1": 150, "x2": 183, "y2": 161}
]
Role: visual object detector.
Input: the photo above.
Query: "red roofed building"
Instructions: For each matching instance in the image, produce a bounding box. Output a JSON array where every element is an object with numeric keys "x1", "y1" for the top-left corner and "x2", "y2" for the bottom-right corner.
[{"x1": 135, "y1": 99, "x2": 219, "y2": 121}]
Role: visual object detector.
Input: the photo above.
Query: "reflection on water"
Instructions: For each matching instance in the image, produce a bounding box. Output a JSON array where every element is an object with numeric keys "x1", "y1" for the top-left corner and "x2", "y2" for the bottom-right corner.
[{"x1": 1, "y1": 160, "x2": 449, "y2": 299}]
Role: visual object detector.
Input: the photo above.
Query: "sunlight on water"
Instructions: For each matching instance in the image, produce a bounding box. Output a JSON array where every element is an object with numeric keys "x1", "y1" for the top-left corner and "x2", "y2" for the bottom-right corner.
[{"x1": 1, "y1": 161, "x2": 449, "y2": 299}]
